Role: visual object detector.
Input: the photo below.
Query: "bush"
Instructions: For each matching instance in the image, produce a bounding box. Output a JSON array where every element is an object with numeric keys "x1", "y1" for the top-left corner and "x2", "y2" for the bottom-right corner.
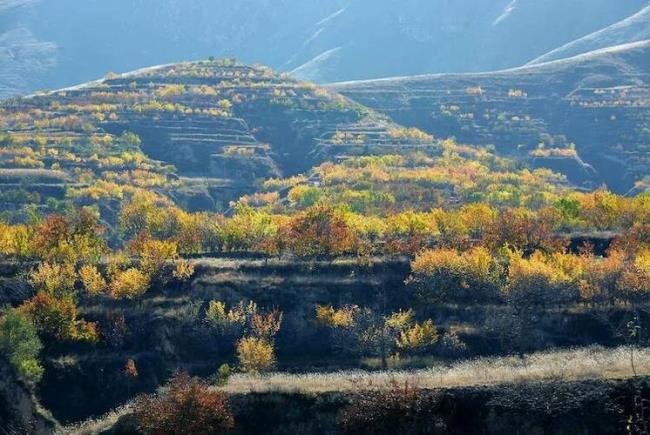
[
  {"x1": 133, "y1": 372, "x2": 234, "y2": 435},
  {"x1": 0, "y1": 308, "x2": 43, "y2": 386}
]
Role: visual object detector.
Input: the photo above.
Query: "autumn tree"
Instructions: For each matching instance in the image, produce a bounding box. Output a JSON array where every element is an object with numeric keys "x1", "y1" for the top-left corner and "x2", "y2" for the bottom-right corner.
[
  {"x1": 316, "y1": 305, "x2": 437, "y2": 366},
  {"x1": 236, "y1": 336, "x2": 275, "y2": 373},
  {"x1": 133, "y1": 372, "x2": 234, "y2": 435},
  {"x1": 109, "y1": 268, "x2": 150, "y2": 300},
  {"x1": 205, "y1": 299, "x2": 283, "y2": 372},
  {"x1": 484, "y1": 207, "x2": 561, "y2": 254},
  {"x1": 281, "y1": 205, "x2": 356, "y2": 257},
  {"x1": 127, "y1": 234, "x2": 178, "y2": 278},
  {"x1": 31, "y1": 207, "x2": 106, "y2": 264},
  {"x1": 24, "y1": 262, "x2": 99, "y2": 342},
  {"x1": 79, "y1": 264, "x2": 107, "y2": 296},
  {"x1": 410, "y1": 247, "x2": 502, "y2": 305}
]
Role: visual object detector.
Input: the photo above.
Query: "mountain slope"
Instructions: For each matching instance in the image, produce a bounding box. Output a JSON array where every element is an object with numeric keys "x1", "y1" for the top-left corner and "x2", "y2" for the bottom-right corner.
[
  {"x1": 329, "y1": 41, "x2": 650, "y2": 192},
  {"x1": 529, "y1": 5, "x2": 650, "y2": 64},
  {"x1": 0, "y1": 59, "x2": 422, "y2": 219},
  {"x1": 1, "y1": 0, "x2": 647, "y2": 98}
]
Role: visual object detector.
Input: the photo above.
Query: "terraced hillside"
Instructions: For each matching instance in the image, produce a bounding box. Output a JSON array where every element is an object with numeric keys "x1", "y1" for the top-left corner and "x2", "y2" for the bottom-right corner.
[
  {"x1": 0, "y1": 59, "x2": 419, "y2": 218},
  {"x1": 330, "y1": 41, "x2": 650, "y2": 193}
]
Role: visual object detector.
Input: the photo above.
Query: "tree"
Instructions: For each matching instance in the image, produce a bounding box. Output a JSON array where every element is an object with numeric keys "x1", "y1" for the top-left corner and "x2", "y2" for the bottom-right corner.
[
  {"x1": 128, "y1": 235, "x2": 178, "y2": 278},
  {"x1": 110, "y1": 268, "x2": 150, "y2": 300},
  {"x1": 397, "y1": 320, "x2": 438, "y2": 353},
  {"x1": 484, "y1": 207, "x2": 560, "y2": 254},
  {"x1": 316, "y1": 306, "x2": 437, "y2": 365},
  {"x1": 409, "y1": 248, "x2": 502, "y2": 305},
  {"x1": 20, "y1": 293, "x2": 98, "y2": 343},
  {"x1": 79, "y1": 264, "x2": 107, "y2": 296},
  {"x1": 281, "y1": 205, "x2": 356, "y2": 257},
  {"x1": 32, "y1": 207, "x2": 106, "y2": 264},
  {"x1": 133, "y1": 372, "x2": 234, "y2": 435},
  {"x1": 236, "y1": 336, "x2": 275, "y2": 373},
  {"x1": 616, "y1": 249, "x2": 650, "y2": 303},
  {"x1": 0, "y1": 308, "x2": 43, "y2": 386}
]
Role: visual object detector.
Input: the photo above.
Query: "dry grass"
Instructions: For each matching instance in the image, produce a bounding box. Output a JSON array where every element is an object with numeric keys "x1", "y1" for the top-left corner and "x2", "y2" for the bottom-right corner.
[
  {"x1": 221, "y1": 346, "x2": 650, "y2": 394},
  {"x1": 61, "y1": 404, "x2": 133, "y2": 435}
]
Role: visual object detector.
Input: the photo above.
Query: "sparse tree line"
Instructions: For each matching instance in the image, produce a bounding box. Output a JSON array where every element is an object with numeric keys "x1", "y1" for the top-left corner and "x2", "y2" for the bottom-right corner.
[{"x1": 0, "y1": 186, "x2": 647, "y2": 387}]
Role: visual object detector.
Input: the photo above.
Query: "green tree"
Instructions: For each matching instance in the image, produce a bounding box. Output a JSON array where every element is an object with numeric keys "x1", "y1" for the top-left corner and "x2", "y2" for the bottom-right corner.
[{"x1": 0, "y1": 308, "x2": 44, "y2": 386}]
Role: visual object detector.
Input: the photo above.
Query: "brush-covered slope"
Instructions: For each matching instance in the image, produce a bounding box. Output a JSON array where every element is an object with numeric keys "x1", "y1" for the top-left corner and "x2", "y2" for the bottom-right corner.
[
  {"x1": 330, "y1": 41, "x2": 650, "y2": 193},
  {"x1": 530, "y1": 6, "x2": 650, "y2": 65},
  {"x1": 1, "y1": 0, "x2": 648, "y2": 97},
  {"x1": 0, "y1": 59, "x2": 420, "y2": 218}
]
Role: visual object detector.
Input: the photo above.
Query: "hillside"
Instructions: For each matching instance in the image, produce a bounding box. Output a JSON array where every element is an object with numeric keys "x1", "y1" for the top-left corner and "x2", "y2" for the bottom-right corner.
[
  {"x1": 1, "y1": 0, "x2": 648, "y2": 97},
  {"x1": 0, "y1": 59, "x2": 414, "y2": 219},
  {"x1": 530, "y1": 6, "x2": 650, "y2": 65},
  {"x1": 330, "y1": 40, "x2": 650, "y2": 192}
]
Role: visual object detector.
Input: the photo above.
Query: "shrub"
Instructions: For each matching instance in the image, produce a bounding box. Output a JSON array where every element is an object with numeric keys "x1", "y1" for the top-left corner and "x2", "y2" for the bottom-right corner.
[
  {"x1": 133, "y1": 372, "x2": 234, "y2": 435},
  {"x1": 315, "y1": 305, "x2": 358, "y2": 328},
  {"x1": 0, "y1": 308, "x2": 43, "y2": 386},
  {"x1": 505, "y1": 252, "x2": 579, "y2": 306},
  {"x1": 236, "y1": 336, "x2": 275, "y2": 373}
]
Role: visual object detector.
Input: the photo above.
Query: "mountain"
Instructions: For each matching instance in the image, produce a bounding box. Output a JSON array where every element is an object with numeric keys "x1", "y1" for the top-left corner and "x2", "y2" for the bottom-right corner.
[
  {"x1": 1, "y1": 0, "x2": 648, "y2": 98},
  {"x1": 529, "y1": 5, "x2": 650, "y2": 64},
  {"x1": 289, "y1": 0, "x2": 650, "y2": 82},
  {"x1": 329, "y1": 40, "x2": 650, "y2": 193}
]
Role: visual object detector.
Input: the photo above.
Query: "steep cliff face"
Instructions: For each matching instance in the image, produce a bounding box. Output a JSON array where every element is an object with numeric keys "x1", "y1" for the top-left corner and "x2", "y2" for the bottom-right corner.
[
  {"x1": 0, "y1": 357, "x2": 58, "y2": 434},
  {"x1": 330, "y1": 41, "x2": 650, "y2": 192}
]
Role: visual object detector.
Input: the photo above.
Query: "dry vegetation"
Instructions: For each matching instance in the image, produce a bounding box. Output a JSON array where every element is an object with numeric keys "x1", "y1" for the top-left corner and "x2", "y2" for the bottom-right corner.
[{"x1": 221, "y1": 346, "x2": 650, "y2": 394}]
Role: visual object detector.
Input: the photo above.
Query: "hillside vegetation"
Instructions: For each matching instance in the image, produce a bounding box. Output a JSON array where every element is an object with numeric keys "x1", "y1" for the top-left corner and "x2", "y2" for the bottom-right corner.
[
  {"x1": 0, "y1": 60, "x2": 648, "y2": 433},
  {"x1": 331, "y1": 40, "x2": 650, "y2": 193}
]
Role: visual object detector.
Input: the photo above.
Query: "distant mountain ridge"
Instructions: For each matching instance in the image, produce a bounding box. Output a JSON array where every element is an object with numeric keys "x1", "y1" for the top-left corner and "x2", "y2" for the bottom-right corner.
[
  {"x1": 529, "y1": 5, "x2": 650, "y2": 65},
  {"x1": 0, "y1": 0, "x2": 648, "y2": 98}
]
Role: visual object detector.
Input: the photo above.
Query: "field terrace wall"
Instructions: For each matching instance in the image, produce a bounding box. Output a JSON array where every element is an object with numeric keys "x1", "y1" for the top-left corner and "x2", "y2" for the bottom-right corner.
[{"x1": 0, "y1": 255, "x2": 635, "y2": 423}]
